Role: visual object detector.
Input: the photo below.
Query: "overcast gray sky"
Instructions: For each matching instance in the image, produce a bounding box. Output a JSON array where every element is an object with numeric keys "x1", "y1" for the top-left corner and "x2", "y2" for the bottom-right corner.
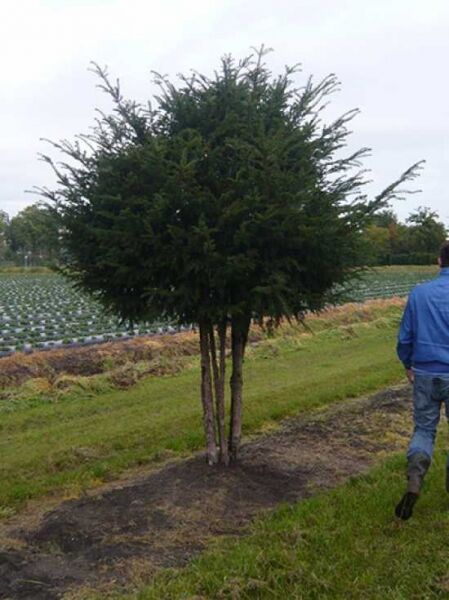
[{"x1": 1, "y1": 0, "x2": 448, "y2": 223}]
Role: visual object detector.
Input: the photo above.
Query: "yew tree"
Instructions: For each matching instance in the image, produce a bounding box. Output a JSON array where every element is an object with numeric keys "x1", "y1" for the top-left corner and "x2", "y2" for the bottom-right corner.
[{"x1": 39, "y1": 48, "x2": 422, "y2": 465}]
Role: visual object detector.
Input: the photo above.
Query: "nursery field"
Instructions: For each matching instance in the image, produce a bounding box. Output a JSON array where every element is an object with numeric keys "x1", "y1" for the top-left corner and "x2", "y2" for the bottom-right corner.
[
  {"x1": 0, "y1": 274, "x2": 180, "y2": 356},
  {"x1": 0, "y1": 265, "x2": 437, "y2": 356},
  {"x1": 343, "y1": 264, "x2": 437, "y2": 302}
]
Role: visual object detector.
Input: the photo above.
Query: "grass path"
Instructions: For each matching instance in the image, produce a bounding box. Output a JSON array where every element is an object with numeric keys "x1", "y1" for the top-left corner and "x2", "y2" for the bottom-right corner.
[
  {"x1": 1, "y1": 385, "x2": 413, "y2": 599},
  {"x1": 133, "y1": 452, "x2": 449, "y2": 600},
  {"x1": 132, "y1": 450, "x2": 449, "y2": 600}
]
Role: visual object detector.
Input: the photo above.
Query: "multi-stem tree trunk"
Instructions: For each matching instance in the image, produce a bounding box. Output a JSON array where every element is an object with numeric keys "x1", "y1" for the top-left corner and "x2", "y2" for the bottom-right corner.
[
  {"x1": 228, "y1": 316, "x2": 250, "y2": 462},
  {"x1": 200, "y1": 316, "x2": 249, "y2": 465},
  {"x1": 199, "y1": 320, "x2": 218, "y2": 465},
  {"x1": 209, "y1": 320, "x2": 229, "y2": 465}
]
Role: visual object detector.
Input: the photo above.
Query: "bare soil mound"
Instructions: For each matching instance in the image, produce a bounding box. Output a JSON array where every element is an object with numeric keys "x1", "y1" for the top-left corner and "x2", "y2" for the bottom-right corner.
[{"x1": 0, "y1": 385, "x2": 411, "y2": 599}]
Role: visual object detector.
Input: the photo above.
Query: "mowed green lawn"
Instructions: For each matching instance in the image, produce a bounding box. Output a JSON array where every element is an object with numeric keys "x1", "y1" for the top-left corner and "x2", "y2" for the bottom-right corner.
[
  {"x1": 129, "y1": 451, "x2": 449, "y2": 600},
  {"x1": 0, "y1": 305, "x2": 404, "y2": 515}
]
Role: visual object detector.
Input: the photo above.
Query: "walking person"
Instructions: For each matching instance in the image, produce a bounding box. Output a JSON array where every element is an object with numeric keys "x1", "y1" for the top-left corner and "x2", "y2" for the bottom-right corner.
[{"x1": 395, "y1": 241, "x2": 449, "y2": 520}]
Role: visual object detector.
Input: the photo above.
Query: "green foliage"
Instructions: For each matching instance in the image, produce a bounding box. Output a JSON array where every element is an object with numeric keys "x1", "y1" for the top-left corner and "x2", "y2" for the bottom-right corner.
[
  {"x1": 364, "y1": 206, "x2": 447, "y2": 266},
  {"x1": 0, "y1": 203, "x2": 61, "y2": 267},
  {"x1": 0, "y1": 210, "x2": 9, "y2": 261},
  {"x1": 370, "y1": 208, "x2": 398, "y2": 229},
  {"x1": 36, "y1": 48, "x2": 422, "y2": 463},
  {"x1": 405, "y1": 206, "x2": 447, "y2": 257},
  {"x1": 365, "y1": 224, "x2": 391, "y2": 264},
  {"x1": 39, "y1": 48, "x2": 422, "y2": 327}
]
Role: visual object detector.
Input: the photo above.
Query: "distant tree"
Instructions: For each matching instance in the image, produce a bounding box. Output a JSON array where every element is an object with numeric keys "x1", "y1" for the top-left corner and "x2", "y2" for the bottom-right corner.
[
  {"x1": 363, "y1": 206, "x2": 447, "y2": 266},
  {"x1": 0, "y1": 210, "x2": 9, "y2": 261},
  {"x1": 364, "y1": 224, "x2": 391, "y2": 265},
  {"x1": 38, "y1": 48, "x2": 422, "y2": 464},
  {"x1": 389, "y1": 221, "x2": 410, "y2": 261},
  {"x1": 370, "y1": 209, "x2": 398, "y2": 229},
  {"x1": 9, "y1": 204, "x2": 60, "y2": 265},
  {"x1": 363, "y1": 209, "x2": 399, "y2": 264},
  {"x1": 406, "y1": 207, "x2": 447, "y2": 259}
]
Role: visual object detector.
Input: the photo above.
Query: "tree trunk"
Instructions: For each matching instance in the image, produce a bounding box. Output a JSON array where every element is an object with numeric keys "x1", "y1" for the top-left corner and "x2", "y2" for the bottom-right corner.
[
  {"x1": 199, "y1": 320, "x2": 218, "y2": 465},
  {"x1": 228, "y1": 316, "x2": 250, "y2": 462},
  {"x1": 209, "y1": 320, "x2": 229, "y2": 466}
]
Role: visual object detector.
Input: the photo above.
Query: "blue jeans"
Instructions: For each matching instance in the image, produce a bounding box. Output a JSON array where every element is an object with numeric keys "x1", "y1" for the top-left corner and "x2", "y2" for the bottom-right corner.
[{"x1": 408, "y1": 373, "x2": 449, "y2": 463}]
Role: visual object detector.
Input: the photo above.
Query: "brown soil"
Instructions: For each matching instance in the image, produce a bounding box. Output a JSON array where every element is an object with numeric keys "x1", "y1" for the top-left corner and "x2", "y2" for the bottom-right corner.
[{"x1": 0, "y1": 384, "x2": 412, "y2": 600}]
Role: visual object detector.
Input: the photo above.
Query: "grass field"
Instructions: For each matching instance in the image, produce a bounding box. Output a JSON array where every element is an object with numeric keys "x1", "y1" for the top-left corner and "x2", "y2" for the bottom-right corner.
[
  {"x1": 3, "y1": 292, "x2": 445, "y2": 600},
  {"x1": 128, "y1": 451, "x2": 449, "y2": 600},
  {"x1": 0, "y1": 300, "x2": 405, "y2": 516}
]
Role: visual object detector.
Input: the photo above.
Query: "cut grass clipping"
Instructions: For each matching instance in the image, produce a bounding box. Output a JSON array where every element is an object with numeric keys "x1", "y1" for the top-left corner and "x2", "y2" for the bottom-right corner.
[{"x1": 0, "y1": 300, "x2": 405, "y2": 515}]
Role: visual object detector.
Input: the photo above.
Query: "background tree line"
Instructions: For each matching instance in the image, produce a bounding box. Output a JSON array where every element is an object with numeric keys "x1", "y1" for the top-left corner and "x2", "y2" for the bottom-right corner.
[
  {"x1": 0, "y1": 204, "x2": 60, "y2": 266},
  {"x1": 363, "y1": 206, "x2": 448, "y2": 266},
  {"x1": 0, "y1": 202, "x2": 446, "y2": 269}
]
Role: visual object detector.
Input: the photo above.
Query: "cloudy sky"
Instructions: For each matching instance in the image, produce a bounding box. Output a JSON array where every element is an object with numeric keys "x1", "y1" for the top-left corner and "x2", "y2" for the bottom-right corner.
[{"x1": 1, "y1": 0, "x2": 448, "y2": 223}]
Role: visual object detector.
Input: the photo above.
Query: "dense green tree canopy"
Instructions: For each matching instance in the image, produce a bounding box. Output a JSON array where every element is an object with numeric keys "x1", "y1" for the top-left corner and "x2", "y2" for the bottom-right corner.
[
  {"x1": 9, "y1": 204, "x2": 58, "y2": 256},
  {"x1": 406, "y1": 207, "x2": 447, "y2": 255},
  {"x1": 40, "y1": 51, "x2": 420, "y2": 322},
  {"x1": 38, "y1": 48, "x2": 422, "y2": 463}
]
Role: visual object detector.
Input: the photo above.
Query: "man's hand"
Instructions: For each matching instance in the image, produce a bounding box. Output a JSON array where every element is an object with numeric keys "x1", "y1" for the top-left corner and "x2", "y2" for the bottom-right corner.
[{"x1": 406, "y1": 368, "x2": 414, "y2": 384}]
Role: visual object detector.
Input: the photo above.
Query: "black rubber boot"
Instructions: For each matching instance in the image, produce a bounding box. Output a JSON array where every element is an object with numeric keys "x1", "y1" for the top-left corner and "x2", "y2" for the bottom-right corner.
[{"x1": 395, "y1": 452, "x2": 431, "y2": 520}]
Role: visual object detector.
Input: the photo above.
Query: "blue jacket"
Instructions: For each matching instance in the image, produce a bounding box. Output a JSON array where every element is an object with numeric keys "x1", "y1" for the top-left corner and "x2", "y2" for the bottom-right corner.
[{"x1": 397, "y1": 268, "x2": 449, "y2": 374}]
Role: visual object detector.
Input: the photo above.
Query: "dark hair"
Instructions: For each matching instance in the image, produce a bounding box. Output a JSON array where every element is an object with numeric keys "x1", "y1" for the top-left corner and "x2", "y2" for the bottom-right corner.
[{"x1": 440, "y1": 241, "x2": 449, "y2": 267}]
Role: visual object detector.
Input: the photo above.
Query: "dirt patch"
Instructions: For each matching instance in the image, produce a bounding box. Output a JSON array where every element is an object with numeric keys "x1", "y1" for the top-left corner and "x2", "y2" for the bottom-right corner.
[{"x1": 0, "y1": 384, "x2": 412, "y2": 599}]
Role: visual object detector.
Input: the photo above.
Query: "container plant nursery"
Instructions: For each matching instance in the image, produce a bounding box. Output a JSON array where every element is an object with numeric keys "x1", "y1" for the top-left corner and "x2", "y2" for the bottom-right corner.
[
  {"x1": 0, "y1": 266, "x2": 436, "y2": 357},
  {"x1": 0, "y1": 273, "x2": 180, "y2": 357}
]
